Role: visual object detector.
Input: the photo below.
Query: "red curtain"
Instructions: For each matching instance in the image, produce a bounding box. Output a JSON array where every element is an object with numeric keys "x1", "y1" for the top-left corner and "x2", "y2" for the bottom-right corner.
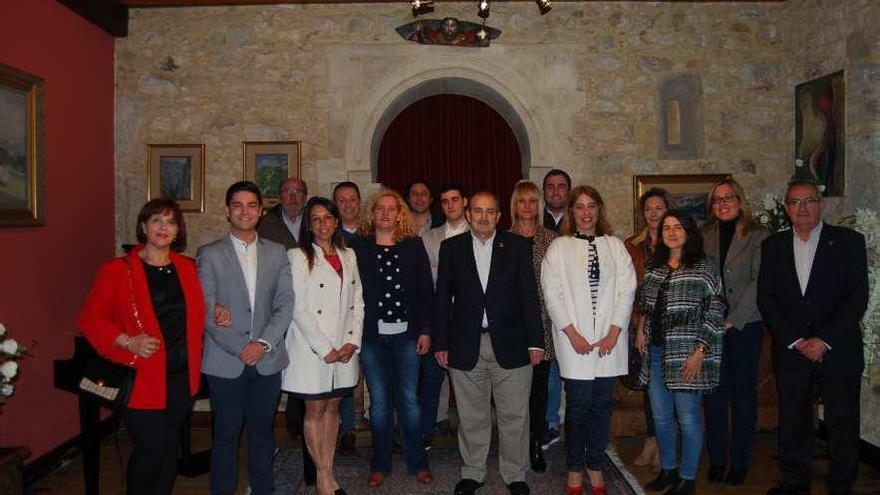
[{"x1": 377, "y1": 94, "x2": 522, "y2": 227}]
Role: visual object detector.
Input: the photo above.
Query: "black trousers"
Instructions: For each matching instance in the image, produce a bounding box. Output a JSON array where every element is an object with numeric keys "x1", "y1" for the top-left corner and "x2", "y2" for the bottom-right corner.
[
  {"x1": 528, "y1": 360, "x2": 551, "y2": 441},
  {"x1": 776, "y1": 365, "x2": 861, "y2": 492},
  {"x1": 124, "y1": 371, "x2": 193, "y2": 495}
]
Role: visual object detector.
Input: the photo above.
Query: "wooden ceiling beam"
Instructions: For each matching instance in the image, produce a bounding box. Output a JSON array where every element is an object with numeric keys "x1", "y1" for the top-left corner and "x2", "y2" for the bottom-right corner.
[
  {"x1": 57, "y1": 0, "x2": 129, "y2": 37},
  {"x1": 121, "y1": 0, "x2": 784, "y2": 6}
]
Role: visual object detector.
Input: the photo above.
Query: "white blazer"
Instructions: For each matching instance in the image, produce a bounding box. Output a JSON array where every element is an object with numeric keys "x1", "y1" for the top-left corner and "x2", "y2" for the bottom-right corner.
[
  {"x1": 282, "y1": 245, "x2": 365, "y2": 395},
  {"x1": 541, "y1": 235, "x2": 637, "y2": 380}
]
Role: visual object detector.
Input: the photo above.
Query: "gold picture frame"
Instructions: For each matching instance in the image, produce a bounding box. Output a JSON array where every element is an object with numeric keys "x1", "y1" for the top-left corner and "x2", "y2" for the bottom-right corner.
[
  {"x1": 243, "y1": 141, "x2": 302, "y2": 208},
  {"x1": 0, "y1": 64, "x2": 44, "y2": 227},
  {"x1": 632, "y1": 173, "x2": 730, "y2": 231},
  {"x1": 147, "y1": 144, "x2": 205, "y2": 213}
]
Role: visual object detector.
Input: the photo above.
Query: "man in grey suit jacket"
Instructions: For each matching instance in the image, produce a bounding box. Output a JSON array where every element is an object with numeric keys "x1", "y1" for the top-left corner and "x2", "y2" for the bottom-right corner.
[{"x1": 198, "y1": 181, "x2": 294, "y2": 495}]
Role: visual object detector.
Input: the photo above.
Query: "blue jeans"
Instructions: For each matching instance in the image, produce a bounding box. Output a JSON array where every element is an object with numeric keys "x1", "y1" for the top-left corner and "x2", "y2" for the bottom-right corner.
[
  {"x1": 563, "y1": 377, "x2": 615, "y2": 471},
  {"x1": 704, "y1": 321, "x2": 764, "y2": 470},
  {"x1": 648, "y1": 346, "x2": 703, "y2": 480},
  {"x1": 361, "y1": 333, "x2": 427, "y2": 473},
  {"x1": 546, "y1": 359, "x2": 562, "y2": 429},
  {"x1": 420, "y1": 351, "x2": 446, "y2": 441},
  {"x1": 207, "y1": 367, "x2": 281, "y2": 495},
  {"x1": 339, "y1": 393, "x2": 355, "y2": 431}
]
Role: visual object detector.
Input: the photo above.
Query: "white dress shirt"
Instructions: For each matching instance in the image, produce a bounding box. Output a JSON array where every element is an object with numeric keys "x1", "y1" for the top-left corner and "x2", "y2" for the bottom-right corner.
[
  {"x1": 789, "y1": 222, "x2": 831, "y2": 350},
  {"x1": 472, "y1": 232, "x2": 495, "y2": 328},
  {"x1": 445, "y1": 219, "x2": 470, "y2": 239},
  {"x1": 230, "y1": 233, "x2": 273, "y2": 351},
  {"x1": 282, "y1": 212, "x2": 302, "y2": 243}
]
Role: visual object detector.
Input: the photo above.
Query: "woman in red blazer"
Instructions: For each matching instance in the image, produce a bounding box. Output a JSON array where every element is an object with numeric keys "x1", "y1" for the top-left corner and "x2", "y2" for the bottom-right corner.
[{"x1": 79, "y1": 199, "x2": 209, "y2": 495}]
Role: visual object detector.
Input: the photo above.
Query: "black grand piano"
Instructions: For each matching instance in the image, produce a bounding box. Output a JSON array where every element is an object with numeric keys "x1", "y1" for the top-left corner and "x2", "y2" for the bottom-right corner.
[{"x1": 53, "y1": 336, "x2": 209, "y2": 495}]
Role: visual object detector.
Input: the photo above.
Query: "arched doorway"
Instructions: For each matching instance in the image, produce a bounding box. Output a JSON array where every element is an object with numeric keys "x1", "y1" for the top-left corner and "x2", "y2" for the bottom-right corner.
[{"x1": 376, "y1": 93, "x2": 522, "y2": 227}]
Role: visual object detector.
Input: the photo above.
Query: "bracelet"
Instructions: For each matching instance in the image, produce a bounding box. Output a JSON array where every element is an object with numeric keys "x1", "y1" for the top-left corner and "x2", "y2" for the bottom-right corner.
[
  {"x1": 695, "y1": 343, "x2": 707, "y2": 354},
  {"x1": 122, "y1": 335, "x2": 133, "y2": 351}
]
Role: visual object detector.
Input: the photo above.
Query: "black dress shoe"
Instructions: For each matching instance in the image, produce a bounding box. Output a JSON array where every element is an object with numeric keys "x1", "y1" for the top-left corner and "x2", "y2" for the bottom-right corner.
[
  {"x1": 646, "y1": 469, "x2": 679, "y2": 491},
  {"x1": 664, "y1": 478, "x2": 695, "y2": 495},
  {"x1": 766, "y1": 484, "x2": 809, "y2": 495},
  {"x1": 707, "y1": 464, "x2": 726, "y2": 483},
  {"x1": 507, "y1": 481, "x2": 531, "y2": 495},
  {"x1": 529, "y1": 439, "x2": 547, "y2": 473},
  {"x1": 724, "y1": 468, "x2": 747, "y2": 485},
  {"x1": 454, "y1": 478, "x2": 485, "y2": 495}
]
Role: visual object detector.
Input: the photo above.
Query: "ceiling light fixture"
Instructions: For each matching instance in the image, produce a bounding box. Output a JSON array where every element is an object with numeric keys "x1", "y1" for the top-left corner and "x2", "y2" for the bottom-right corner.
[
  {"x1": 536, "y1": 0, "x2": 552, "y2": 15},
  {"x1": 410, "y1": 0, "x2": 434, "y2": 17},
  {"x1": 477, "y1": 0, "x2": 490, "y2": 19}
]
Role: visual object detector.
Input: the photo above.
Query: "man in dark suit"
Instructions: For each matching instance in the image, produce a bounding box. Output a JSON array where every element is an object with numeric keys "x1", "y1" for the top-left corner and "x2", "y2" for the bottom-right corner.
[
  {"x1": 433, "y1": 191, "x2": 543, "y2": 495},
  {"x1": 757, "y1": 180, "x2": 868, "y2": 495},
  {"x1": 542, "y1": 169, "x2": 571, "y2": 233},
  {"x1": 257, "y1": 177, "x2": 307, "y2": 250}
]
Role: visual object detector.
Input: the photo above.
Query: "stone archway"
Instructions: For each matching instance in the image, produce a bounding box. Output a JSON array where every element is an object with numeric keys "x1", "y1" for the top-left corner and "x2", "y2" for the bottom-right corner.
[
  {"x1": 369, "y1": 77, "x2": 532, "y2": 180},
  {"x1": 318, "y1": 45, "x2": 581, "y2": 194}
]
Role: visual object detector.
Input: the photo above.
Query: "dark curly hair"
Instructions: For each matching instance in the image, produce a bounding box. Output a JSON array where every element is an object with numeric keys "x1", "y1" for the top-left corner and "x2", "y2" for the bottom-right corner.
[{"x1": 650, "y1": 209, "x2": 705, "y2": 268}]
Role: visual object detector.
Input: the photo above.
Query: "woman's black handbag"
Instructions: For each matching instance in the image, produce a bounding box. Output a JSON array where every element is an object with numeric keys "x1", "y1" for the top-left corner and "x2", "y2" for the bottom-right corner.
[
  {"x1": 79, "y1": 258, "x2": 143, "y2": 410},
  {"x1": 620, "y1": 322, "x2": 645, "y2": 391}
]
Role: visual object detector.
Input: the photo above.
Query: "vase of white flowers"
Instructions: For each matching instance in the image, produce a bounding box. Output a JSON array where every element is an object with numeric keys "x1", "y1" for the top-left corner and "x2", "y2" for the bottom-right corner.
[
  {"x1": 754, "y1": 193, "x2": 791, "y2": 234},
  {"x1": 0, "y1": 323, "x2": 26, "y2": 412}
]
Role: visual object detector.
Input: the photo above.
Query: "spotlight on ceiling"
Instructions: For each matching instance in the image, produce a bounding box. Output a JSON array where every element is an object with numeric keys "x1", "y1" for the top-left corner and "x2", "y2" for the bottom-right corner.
[
  {"x1": 477, "y1": 0, "x2": 490, "y2": 19},
  {"x1": 536, "y1": 0, "x2": 551, "y2": 15},
  {"x1": 410, "y1": 0, "x2": 434, "y2": 17}
]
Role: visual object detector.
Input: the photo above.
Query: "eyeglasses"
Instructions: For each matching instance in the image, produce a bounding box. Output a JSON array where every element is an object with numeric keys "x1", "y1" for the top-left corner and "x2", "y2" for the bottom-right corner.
[
  {"x1": 280, "y1": 188, "x2": 306, "y2": 197},
  {"x1": 784, "y1": 197, "x2": 820, "y2": 207},
  {"x1": 711, "y1": 194, "x2": 739, "y2": 205}
]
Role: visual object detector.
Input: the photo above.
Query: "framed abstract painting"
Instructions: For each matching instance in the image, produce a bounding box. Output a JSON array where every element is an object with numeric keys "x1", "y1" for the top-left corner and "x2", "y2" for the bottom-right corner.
[{"x1": 795, "y1": 70, "x2": 845, "y2": 196}]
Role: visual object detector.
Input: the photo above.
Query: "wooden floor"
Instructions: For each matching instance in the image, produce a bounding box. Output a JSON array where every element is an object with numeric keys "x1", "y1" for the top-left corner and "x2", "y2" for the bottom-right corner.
[{"x1": 30, "y1": 424, "x2": 880, "y2": 494}]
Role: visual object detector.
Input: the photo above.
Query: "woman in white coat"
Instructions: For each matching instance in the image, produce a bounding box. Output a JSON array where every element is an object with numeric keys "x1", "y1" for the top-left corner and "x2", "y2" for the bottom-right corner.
[
  {"x1": 541, "y1": 185, "x2": 637, "y2": 495},
  {"x1": 283, "y1": 196, "x2": 364, "y2": 495}
]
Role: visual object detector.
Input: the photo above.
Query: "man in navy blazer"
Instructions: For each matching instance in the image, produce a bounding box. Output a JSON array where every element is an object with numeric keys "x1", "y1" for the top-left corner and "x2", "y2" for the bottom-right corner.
[
  {"x1": 433, "y1": 191, "x2": 543, "y2": 495},
  {"x1": 757, "y1": 181, "x2": 868, "y2": 495},
  {"x1": 198, "y1": 181, "x2": 294, "y2": 495}
]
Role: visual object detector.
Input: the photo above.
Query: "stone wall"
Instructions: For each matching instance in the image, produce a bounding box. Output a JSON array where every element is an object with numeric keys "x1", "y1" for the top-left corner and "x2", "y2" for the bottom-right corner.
[{"x1": 116, "y1": 1, "x2": 795, "y2": 253}]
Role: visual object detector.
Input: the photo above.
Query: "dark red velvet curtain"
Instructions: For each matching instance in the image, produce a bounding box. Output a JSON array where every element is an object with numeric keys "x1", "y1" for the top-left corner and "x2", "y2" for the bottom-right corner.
[{"x1": 377, "y1": 94, "x2": 522, "y2": 227}]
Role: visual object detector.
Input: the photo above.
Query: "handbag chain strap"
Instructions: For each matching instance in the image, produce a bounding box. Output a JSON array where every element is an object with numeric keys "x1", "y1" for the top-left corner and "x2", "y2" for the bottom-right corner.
[{"x1": 123, "y1": 257, "x2": 146, "y2": 366}]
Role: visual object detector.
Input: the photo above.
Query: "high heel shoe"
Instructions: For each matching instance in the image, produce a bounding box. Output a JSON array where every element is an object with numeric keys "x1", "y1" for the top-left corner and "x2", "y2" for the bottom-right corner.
[
  {"x1": 590, "y1": 486, "x2": 607, "y2": 495},
  {"x1": 564, "y1": 485, "x2": 584, "y2": 495},
  {"x1": 645, "y1": 469, "x2": 679, "y2": 492}
]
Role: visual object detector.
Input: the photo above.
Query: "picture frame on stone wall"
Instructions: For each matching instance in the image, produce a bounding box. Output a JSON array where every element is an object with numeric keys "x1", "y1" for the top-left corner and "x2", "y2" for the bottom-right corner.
[
  {"x1": 633, "y1": 173, "x2": 731, "y2": 231},
  {"x1": 147, "y1": 144, "x2": 205, "y2": 213},
  {"x1": 243, "y1": 141, "x2": 302, "y2": 208},
  {"x1": 0, "y1": 63, "x2": 44, "y2": 227},
  {"x1": 795, "y1": 70, "x2": 845, "y2": 197}
]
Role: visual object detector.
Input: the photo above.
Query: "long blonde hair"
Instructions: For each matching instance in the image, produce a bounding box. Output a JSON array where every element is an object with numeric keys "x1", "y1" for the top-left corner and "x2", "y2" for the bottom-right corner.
[
  {"x1": 358, "y1": 188, "x2": 417, "y2": 242},
  {"x1": 509, "y1": 180, "x2": 544, "y2": 232},
  {"x1": 702, "y1": 178, "x2": 759, "y2": 237}
]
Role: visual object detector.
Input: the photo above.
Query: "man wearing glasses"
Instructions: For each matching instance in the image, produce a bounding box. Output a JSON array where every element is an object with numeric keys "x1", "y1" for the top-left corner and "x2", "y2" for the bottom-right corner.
[
  {"x1": 758, "y1": 180, "x2": 868, "y2": 495},
  {"x1": 258, "y1": 178, "x2": 308, "y2": 249}
]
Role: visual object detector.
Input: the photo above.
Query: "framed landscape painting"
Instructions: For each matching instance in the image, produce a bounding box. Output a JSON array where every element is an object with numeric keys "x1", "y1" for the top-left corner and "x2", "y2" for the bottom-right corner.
[
  {"x1": 0, "y1": 64, "x2": 44, "y2": 227},
  {"x1": 243, "y1": 141, "x2": 301, "y2": 208},
  {"x1": 147, "y1": 144, "x2": 205, "y2": 213},
  {"x1": 632, "y1": 173, "x2": 730, "y2": 231}
]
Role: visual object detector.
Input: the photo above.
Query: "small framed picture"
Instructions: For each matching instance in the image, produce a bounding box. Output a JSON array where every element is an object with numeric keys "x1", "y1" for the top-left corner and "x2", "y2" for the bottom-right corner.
[
  {"x1": 0, "y1": 63, "x2": 44, "y2": 227},
  {"x1": 633, "y1": 173, "x2": 730, "y2": 231},
  {"x1": 147, "y1": 144, "x2": 205, "y2": 213},
  {"x1": 243, "y1": 141, "x2": 302, "y2": 208}
]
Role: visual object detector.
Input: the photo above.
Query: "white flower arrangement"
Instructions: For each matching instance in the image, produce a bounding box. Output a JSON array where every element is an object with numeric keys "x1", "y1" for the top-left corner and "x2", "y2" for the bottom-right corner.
[
  {"x1": 838, "y1": 210, "x2": 880, "y2": 379},
  {"x1": 754, "y1": 192, "x2": 791, "y2": 234},
  {"x1": 0, "y1": 322, "x2": 27, "y2": 411}
]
